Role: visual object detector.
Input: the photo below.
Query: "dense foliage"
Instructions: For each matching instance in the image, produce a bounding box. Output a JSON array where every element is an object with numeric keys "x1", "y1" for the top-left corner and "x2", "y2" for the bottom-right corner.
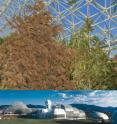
[
  {"x1": 68, "y1": 18, "x2": 117, "y2": 89},
  {"x1": 0, "y1": 37, "x2": 4, "y2": 45},
  {"x1": 0, "y1": 1, "x2": 116, "y2": 89},
  {"x1": 0, "y1": 1, "x2": 75, "y2": 90}
]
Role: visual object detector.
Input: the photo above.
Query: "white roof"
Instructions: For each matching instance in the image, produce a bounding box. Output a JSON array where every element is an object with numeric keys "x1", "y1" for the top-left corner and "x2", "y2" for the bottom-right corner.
[
  {"x1": 42, "y1": 108, "x2": 50, "y2": 113},
  {"x1": 54, "y1": 108, "x2": 66, "y2": 115}
]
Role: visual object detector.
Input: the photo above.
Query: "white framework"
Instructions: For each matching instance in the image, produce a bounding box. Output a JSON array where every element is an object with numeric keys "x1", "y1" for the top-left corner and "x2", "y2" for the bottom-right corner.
[{"x1": 0, "y1": 0, "x2": 117, "y2": 49}]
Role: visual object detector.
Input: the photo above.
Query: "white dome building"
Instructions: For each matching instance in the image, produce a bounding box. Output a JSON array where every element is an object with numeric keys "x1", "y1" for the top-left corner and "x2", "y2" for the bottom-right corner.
[
  {"x1": 88, "y1": 111, "x2": 109, "y2": 123},
  {"x1": 40, "y1": 108, "x2": 50, "y2": 118},
  {"x1": 5, "y1": 101, "x2": 32, "y2": 114},
  {"x1": 62, "y1": 105, "x2": 86, "y2": 120},
  {"x1": 39, "y1": 100, "x2": 53, "y2": 119},
  {"x1": 53, "y1": 107, "x2": 66, "y2": 119},
  {"x1": 112, "y1": 110, "x2": 117, "y2": 124}
]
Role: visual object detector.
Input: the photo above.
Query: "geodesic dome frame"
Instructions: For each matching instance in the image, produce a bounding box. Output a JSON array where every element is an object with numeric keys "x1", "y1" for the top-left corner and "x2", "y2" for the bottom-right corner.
[{"x1": 0, "y1": 0, "x2": 117, "y2": 49}]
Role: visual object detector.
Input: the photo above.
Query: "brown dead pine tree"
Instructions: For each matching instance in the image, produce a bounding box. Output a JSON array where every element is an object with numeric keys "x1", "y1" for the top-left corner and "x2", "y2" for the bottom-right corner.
[{"x1": 0, "y1": 1, "x2": 76, "y2": 90}]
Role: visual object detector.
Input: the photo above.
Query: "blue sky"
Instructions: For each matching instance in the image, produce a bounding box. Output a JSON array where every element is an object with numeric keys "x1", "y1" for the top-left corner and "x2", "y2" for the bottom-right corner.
[
  {"x1": 0, "y1": 0, "x2": 116, "y2": 56},
  {"x1": 0, "y1": 90, "x2": 117, "y2": 108},
  {"x1": 0, "y1": 0, "x2": 116, "y2": 38}
]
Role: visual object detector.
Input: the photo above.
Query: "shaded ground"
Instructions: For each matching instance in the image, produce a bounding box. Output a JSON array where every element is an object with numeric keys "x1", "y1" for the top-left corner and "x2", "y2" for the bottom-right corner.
[{"x1": 0, "y1": 119, "x2": 111, "y2": 124}]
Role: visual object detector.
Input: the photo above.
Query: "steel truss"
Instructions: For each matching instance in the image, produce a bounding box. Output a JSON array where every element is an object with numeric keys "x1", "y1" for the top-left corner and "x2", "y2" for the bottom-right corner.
[{"x1": 0, "y1": 0, "x2": 117, "y2": 49}]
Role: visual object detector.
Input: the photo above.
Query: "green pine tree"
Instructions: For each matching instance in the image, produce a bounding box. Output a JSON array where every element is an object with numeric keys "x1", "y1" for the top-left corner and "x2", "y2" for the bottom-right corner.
[
  {"x1": 67, "y1": 0, "x2": 77, "y2": 6},
  {"x1": 68, "y1": 18, "x2": 116, "y2": 89}
]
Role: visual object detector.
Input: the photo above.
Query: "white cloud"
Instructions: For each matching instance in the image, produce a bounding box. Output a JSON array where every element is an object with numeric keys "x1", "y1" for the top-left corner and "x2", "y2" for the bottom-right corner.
[
  {"x1": 89, "y1": 90, "x2": 98, "y2": 96},
  {"x1": 72, "y1": 91, "x2": 117, "y2": 107},
  {"x1": 58, "y1": 93, "x2": 68, "y2": 99},
  {"x1": 57, "y1": 91, "x2": 117, "y2": 107}
]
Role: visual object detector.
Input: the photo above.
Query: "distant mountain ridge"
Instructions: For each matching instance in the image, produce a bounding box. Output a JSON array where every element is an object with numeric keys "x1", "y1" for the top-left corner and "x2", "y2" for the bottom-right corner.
[
  {"x1": 27, "y1": 104, "x2": 45, "y2": 108},
  {"x1": 71, "y1": 103, "x2": 117, "y2": 113},
  {"x1": 0, "y1": 103, "x2": 117, "y2": 114},
  {"x1": 0, "y1": 105, "x2": 9, "y2": 110},
  {"x1": 0, "y1": 104, "x2": 45, "y2": 110}
]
